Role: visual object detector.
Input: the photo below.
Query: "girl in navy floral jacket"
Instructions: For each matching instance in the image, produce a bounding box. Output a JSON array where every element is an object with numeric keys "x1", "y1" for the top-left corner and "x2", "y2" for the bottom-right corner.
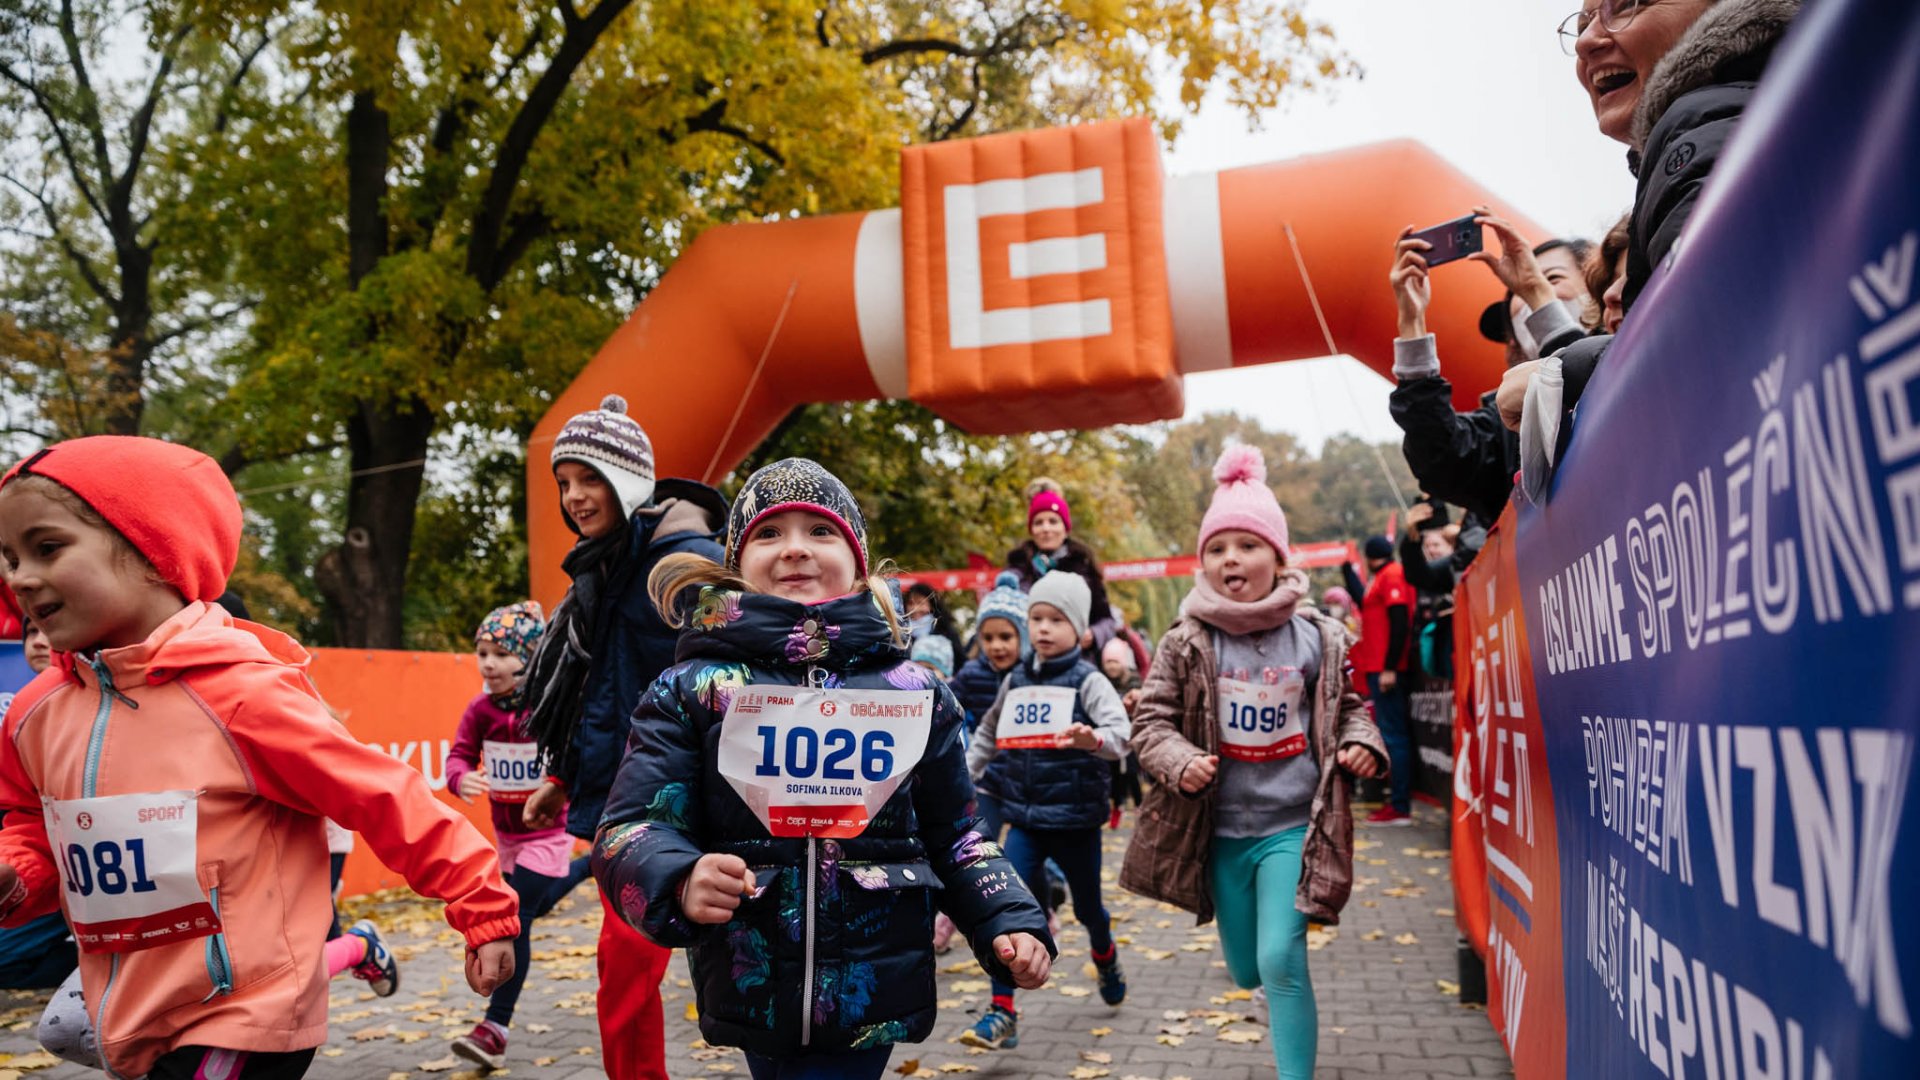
[{"x1": 593, "y1": 459, "x2": 1054, "y2": 1080}]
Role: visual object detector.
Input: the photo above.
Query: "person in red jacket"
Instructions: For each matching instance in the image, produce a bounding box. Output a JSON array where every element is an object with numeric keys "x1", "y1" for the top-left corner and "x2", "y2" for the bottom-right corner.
[{"x1": 1346, "y1": 536, "x2": 1417, "y2": 825}]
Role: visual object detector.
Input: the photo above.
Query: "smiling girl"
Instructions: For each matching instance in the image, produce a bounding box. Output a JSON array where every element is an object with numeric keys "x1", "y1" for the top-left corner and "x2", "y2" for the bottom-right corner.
[
  {"x1": 1119, "y1": 445, "x2": 1387, "y2": 1080},
  {"x1": 593, "y1": 457, "x2": 1052, "y2": 1080}
]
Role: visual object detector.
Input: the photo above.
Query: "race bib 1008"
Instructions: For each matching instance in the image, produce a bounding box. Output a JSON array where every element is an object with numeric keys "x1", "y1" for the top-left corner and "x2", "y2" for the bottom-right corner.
[
  {"x1": 995, "y1": 685, "x2": 1077, "y2": 749},
  {"x1": 482, "y1": 740, "x2": 543, "y2": 803},
  {"x1": 717, "y1": 687, "x2": 934, "y2": 838},
  {"x1": 43, "y1": 790, "x2": 220, "y2": 954},
  {"x1": 1216, "y1": 672, "x2": 1307, "y2": 763}
]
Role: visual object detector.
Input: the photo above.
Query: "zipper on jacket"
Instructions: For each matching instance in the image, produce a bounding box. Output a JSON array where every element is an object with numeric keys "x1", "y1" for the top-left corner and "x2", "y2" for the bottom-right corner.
[
  {"x1": 801, "y1": 833, "x2": 817, "y2": 1047},
  {"x1": 800, "y1": 664, "x2": 826, "y2": 1047},
  {"x1": 82, "y1": 654, "x2": 138, "y2": 797},
  {"x1": 95, "y1": 953, "x2": 125, "y2": 1079},
  {"x1": 202, "y1": 887, "x2": 235, "y2": 1000}
]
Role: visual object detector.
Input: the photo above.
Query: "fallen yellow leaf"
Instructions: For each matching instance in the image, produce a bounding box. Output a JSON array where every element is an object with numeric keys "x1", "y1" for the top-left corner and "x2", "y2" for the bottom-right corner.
[
  {"x1": 416, "y1": 1058, "x2": 458, "y2": 1073},
  {"x1": 1218, "y1": 1027, "x2": 1265, "y2": 1044},
  {"x1": 1394, "y1": 932, "x2": 1420, "y2": 945},
  {"x1": 1089, "y1": 1026, "x2": 1112, "y2": 1037},
  {"x1": 1437, "y1": 979, "x2": 1461, "y2": 996}
]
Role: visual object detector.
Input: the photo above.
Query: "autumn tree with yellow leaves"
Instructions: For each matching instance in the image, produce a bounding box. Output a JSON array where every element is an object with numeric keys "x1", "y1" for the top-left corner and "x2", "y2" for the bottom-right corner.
[{"x1": 0, "y1": 0, "x2": 1352, "y2": 647}]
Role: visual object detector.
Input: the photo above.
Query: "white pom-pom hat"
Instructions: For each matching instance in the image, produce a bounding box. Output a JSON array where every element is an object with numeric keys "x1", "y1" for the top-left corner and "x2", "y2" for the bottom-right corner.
[
  {"x1": 1197, "y1": 443, "x2": 1290, "y2": 560},
  {"x1": 551, "y1": 393, "x2": 657, "y2": 527}
]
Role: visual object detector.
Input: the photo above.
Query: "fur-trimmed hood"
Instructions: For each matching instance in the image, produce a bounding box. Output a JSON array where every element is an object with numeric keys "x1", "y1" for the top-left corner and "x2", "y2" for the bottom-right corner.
[{"x1": 1631, "y1": 0, "x2": 1801, "y2": 152}]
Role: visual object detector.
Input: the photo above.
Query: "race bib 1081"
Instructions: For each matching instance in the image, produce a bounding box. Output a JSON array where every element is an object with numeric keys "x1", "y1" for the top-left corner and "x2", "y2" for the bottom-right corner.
[
  {"x1": 717, "y1": 687, "x2": 934, "y2": 838},
  {"x1": 43, "y1": 790, "x2": 220, "y2": 954}
]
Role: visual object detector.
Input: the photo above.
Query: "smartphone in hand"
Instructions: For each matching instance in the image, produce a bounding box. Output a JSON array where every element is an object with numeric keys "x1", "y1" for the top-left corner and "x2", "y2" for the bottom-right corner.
[{"x1": 1409, "y1": 214, "x2": 1483, "y2": 268}]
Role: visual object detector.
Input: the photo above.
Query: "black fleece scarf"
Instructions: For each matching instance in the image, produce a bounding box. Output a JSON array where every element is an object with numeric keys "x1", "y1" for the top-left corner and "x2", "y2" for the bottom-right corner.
[{"x1": 522, "y1": 522, "x2": 631, "y2": 775}]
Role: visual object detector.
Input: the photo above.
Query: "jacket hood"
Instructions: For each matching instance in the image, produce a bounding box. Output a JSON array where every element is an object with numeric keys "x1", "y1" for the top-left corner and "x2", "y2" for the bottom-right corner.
[
  {"x1": 675, "y1": 587, "x2": 907, "y2": 671},
  {"x1": 56, "y1": 601, "x2": 309, "y2": 687},
  {"x1": 1631, "y1": 0, "x2": 1799, "y2": 152},
  {"x1": 645, "y1": 477, "x2": 728, "y2": 542}
]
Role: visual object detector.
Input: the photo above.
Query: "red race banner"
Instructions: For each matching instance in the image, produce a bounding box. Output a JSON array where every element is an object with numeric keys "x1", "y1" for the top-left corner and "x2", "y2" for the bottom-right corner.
[
  {"x1": 897, "y1": 540, "x2": 1358, "y2": 592},
  {"x1": 1452, "y1": 508, "x2": 1566, "y2": 1078}
]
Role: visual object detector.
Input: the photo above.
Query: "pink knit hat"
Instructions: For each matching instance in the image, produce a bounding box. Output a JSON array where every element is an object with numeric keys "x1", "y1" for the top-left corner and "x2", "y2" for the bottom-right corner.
[
  {"x1": 1197, "y1": 445, "x2": 1289, "y2": 560},
  {"x1": 1028, "y1": 489, "x2": 1071, "y2": 533}
]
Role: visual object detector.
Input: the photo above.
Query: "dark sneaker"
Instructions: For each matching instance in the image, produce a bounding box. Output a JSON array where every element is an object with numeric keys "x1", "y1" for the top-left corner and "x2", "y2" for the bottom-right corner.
[
  {"x1": 347, "y1": 919, "x2": 399, "y2": 997},
  {"x1": 451, "y1": 1022, "x2": 508, "y2": 1071},
  {"x1": 959, "y1": 1005, "x2": 1019, "y2": 1050},
  {"x1": 1096, "y1": 954, "x2": 1128, "y2": 1005}
]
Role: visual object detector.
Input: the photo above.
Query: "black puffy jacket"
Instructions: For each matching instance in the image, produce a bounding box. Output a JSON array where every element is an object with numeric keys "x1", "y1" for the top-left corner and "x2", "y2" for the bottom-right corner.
[
  {"x1": 1559, "y1": 0, "x2": 1800, "y2": 433},
  {"x1": 592, "y1": 587, "x2": 1051, "y2": 1059},
  {"x1": 561, "y1": 478, "x2": 727, "y2": 838}
]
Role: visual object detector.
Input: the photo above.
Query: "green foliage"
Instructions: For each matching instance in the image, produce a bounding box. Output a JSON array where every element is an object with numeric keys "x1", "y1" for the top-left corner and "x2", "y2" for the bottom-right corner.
[
  {"x1": 749, "y1": 402, "x2": 1414, "y2": 639},
  {"x1": 4, "y1": 0, "x2": 1356, "y2": 646}
]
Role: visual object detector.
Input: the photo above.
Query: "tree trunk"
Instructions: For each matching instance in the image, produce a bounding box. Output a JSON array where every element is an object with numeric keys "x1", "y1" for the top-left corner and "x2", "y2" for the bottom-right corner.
[
  {"x1": 316, "y1": 400, "x2": 433, "y2": 647},
  {"x1": 315, "y1": 87, "x2": 429, "y2": 648}
]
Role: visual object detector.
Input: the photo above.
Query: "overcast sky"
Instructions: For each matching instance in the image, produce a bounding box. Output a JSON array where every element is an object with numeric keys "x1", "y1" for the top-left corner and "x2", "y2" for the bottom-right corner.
[{"x1": 1166, "y1": 0, "x2": 1638, "y2": 449}]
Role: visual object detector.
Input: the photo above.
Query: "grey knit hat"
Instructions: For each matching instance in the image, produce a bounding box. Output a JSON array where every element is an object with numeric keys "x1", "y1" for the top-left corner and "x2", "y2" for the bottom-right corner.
[
  {"x1": 551, "y1": 394, "x2": 656, "y2": 522},
  {"x1": 1028, "y1": 570, "x2": 1092, "y2": 639}
]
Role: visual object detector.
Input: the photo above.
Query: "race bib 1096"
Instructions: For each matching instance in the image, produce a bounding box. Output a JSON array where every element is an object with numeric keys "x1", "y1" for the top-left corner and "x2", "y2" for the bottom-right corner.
[
  {"x1": 1216, "y1": 672, "x2": 1307, "y2": 763},
  {"x1": 717, "y1": 687, "x2": 934, "y2": 838},
  {"x1": 43, "y1": 790, "x2": 220, "y2": 954}
]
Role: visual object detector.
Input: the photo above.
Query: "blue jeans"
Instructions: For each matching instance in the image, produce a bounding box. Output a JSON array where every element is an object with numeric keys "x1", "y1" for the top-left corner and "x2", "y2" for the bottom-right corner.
[
  {"x1": 745, "y1": 1046, "x2": 892, "y2": 1079},
  {"x1": 1367, "y1": 672, "x2": 1412, "y2": 813},
  {"x1": 991, "y1": 825, "x2": 1112, "y2": 998},
  {"x1": 1211, "y1": 829, "x2": 1315, "y2": 1080}
]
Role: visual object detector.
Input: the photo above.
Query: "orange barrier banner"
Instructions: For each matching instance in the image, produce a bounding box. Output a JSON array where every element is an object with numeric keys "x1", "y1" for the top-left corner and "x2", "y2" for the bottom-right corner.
[
  {"x1": 1452, "y1": 508, "x2": 1566, "y2": 1078},
  {"x1": 306, "y1": 649, "x2": 516, "y2": 899}
]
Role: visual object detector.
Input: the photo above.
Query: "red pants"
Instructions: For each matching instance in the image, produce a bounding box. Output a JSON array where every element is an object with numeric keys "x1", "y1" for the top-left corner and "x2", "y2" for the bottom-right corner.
[{"x1": 597, "y1": 886, "x2": 672, "y2": 1079}]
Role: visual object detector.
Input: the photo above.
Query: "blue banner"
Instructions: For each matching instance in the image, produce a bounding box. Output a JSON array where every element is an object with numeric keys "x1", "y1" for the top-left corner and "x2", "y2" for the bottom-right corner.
[
  {"x1": 0, "y1": 643, "x2": 32, "y2": 719},
  {"x1": 1514, "y1": 0, "x2": 1920, "y2": 1076}
]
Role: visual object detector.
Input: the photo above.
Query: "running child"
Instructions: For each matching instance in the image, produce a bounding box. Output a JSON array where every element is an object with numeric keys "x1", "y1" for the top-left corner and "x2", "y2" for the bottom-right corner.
[
  {"x1": 962, "y1": 571, "x2": 1131, "y2": 1051},
  {"x1": 1119, "y1": 446, "x2": 1387, "y2": 1080},
  {"x1": 446, "y1": 602, "x2": 594, "y2": 1070},
  {"x1": 1099, "y1": 637, "x2": 1144, "y2": 830},
  {"x1": 593, "y1": 457, "x2": 1053, "y2": 1080},
  {"x1": 0, "y1": 436, "x2": 519, "y2": 1080}
]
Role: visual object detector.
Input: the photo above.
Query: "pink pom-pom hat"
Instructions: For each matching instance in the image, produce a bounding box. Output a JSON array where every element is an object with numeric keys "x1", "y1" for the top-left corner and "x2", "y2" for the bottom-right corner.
[{"x1": 1197, "y1": 444, "x2": 1289, "y2": 560}]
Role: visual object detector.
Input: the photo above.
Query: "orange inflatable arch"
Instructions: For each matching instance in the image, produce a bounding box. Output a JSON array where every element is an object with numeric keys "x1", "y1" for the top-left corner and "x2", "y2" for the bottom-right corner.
[{"x1": 529, "y1": 120, "x2": 1545, "y2": 603}]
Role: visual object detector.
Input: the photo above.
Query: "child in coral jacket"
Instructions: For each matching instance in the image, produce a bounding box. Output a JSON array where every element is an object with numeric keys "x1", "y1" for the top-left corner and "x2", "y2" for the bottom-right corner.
[{"x1": 0, "y1": 436, "x2": 519, "y2": 1080}]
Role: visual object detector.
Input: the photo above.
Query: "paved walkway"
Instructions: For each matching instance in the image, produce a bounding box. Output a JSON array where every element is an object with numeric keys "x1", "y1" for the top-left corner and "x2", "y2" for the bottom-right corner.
[{"x1": 0, "y1": 804, "x2": 1507, "y2": 1079}]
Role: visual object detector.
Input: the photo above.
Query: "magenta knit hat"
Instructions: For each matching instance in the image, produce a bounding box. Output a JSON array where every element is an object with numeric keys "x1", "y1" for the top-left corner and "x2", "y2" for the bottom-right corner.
[
  {"x1": 1197, "y1": 445, "x2": 1289, "y2": 560},
  {"x1": 1028, "y1": 489, "x2": 1071, "y2": 533}
]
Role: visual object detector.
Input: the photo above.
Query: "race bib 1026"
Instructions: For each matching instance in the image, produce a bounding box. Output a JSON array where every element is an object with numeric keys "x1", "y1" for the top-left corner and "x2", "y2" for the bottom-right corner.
[
  {"x1": 995, "y1": 685, "x2": 1077, "y2": 749},
  {"x1": 1216, "y1": 672, "x2": 1307, "y2": 763},
  {"x1": 43, "y1": 790, "x2": 220, "y2": 954},
  {"x1": 717, "y1": 687, "x2": 934, "y2": 838}
]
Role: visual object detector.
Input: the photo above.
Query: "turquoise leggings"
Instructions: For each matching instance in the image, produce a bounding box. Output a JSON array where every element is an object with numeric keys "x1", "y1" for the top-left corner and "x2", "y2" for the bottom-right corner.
[{"x1": 1210, "y1": 827, "x2": 1315, "y2": 1080}]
